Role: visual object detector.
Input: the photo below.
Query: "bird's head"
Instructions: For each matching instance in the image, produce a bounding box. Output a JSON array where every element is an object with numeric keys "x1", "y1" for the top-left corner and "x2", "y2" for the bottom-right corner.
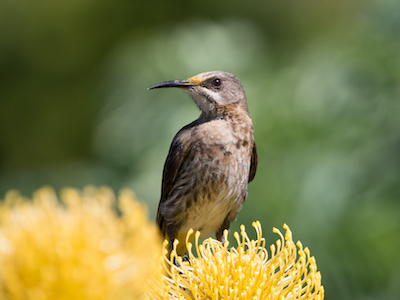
[{"x1": 148, "y1": 71, "x2": 249, "y2": 117}]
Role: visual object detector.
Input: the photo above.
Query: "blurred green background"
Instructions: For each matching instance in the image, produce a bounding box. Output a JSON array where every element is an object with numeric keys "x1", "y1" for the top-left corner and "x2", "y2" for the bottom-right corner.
[{"x1": 1, "y1": 0, "x2": 400, "y2": 298}]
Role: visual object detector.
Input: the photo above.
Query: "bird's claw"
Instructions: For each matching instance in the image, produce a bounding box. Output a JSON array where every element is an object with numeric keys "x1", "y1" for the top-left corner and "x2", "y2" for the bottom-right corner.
[{"x1": 172, "y1": 254, "x2": 190, "y2": 267}]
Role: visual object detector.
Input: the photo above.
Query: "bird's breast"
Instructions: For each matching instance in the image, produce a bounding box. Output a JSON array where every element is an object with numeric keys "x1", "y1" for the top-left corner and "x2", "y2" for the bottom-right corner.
[{"x1": 190, "y1": 119, "x2": 253, "y2": 173}]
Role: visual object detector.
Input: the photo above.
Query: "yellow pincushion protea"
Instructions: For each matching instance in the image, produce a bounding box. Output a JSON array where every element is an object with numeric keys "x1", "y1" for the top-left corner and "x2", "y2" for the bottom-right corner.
[
  {"x1": 153, "y1": 222, "x2": 324, "y2": 300},
  {"x1": 0, "y1": 186, "x2": 162, "y2": 300}
]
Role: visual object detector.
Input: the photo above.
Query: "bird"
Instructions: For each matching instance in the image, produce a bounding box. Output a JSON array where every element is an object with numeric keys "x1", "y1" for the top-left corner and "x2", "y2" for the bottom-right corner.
[{"x1": 147, "y1": 71, "x2": 257, "y2": 257}]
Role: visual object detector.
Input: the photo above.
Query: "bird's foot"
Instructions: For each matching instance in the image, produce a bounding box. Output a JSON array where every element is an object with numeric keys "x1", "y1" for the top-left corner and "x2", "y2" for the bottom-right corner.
[
  {"x1": 172, "y1": 255, "x2": 190, "y2": 267},
  {"x1": 172, "y1": 254, "x2": 190, "y2": 268},
  {"x1": 182, "y1": 254, "x2": 190, "y2": 262},
  {"x1": 172, "y1": 256, "x2": 180, "y2": 267}
]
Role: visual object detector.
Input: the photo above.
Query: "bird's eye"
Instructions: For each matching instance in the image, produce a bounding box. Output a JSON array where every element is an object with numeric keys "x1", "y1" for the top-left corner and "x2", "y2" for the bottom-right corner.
[{"x1": 212, "y1": 78, "x2": 222, "y2": 87}]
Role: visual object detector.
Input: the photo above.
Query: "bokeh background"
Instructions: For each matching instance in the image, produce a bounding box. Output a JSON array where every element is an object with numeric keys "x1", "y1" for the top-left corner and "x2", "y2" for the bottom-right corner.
[{"x1": 1, "y1": 0, "x2": 399, "y2": 299}]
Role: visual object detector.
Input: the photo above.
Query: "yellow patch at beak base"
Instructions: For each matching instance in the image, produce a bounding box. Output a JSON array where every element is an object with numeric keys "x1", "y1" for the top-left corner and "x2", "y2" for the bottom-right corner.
[{"x1": 187, "y1": 75, "x2": 202, "y2": 85}]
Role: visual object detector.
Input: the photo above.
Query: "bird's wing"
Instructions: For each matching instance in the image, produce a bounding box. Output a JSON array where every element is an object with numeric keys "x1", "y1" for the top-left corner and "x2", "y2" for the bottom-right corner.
[
  {"x1": 248, "y1": 139, "x2": 258, "y2": 183},
  {"x1": 156, "y1": 121, "x2": 196, "y2": 234}
]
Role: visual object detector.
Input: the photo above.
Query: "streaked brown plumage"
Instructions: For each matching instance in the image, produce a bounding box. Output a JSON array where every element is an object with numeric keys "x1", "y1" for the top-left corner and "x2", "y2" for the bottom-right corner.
[{"x1": 148, "y1": 71, "x2": 257, "y2": 256}]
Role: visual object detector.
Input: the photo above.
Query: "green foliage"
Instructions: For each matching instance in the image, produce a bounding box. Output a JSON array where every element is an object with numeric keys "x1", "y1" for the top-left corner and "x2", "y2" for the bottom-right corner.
[{"x1": 1, "y1": 0, "x2": 400, "y2": 299}]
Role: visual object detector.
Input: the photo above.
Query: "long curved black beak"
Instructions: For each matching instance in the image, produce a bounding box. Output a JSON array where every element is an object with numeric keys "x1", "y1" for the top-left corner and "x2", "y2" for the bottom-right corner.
[{"x1": 147, "y1": 79, "x2": 196, "y2": 90}]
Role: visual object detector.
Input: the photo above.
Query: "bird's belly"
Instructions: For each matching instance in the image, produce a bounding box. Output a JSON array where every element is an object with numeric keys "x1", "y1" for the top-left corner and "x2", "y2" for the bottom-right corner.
[
  {"x1": 175, "y1": 156, "x2": 249, "y2": 236},
  {"x1": 179, "y1": 187, "x2": 242, "y2": 237}
]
